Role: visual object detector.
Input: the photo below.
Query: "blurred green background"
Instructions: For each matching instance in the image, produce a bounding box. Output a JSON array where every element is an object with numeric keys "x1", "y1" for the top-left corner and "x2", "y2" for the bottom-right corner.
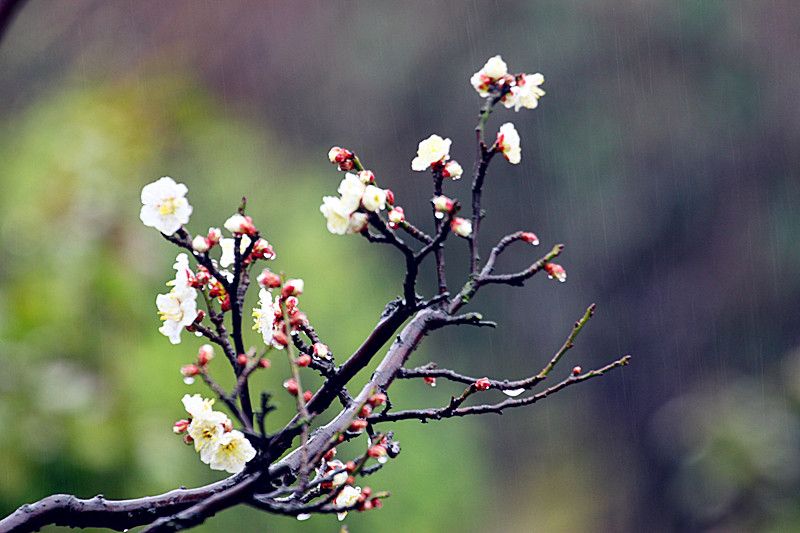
[{"x1": 1, "y1": 1, "x2": 799, "y2": 532}]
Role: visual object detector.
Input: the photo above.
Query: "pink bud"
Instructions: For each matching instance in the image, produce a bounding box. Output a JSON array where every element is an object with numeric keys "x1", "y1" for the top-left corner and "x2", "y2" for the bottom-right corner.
[
  {"x1": 283, "y1": 378, "x2": 299, "y2": 396},
  {"x1": 183, "y1": 433, "x2": 194, "y2": 445},
  {"x1": 220, "y1": 294, "x2": 231, "y2": 311},
  {"x1": 432, "y1": 195, "x2": 456, "y2": 214},
  {"x1": 313, "y1": 343, "x2": 330, "y2": 358},
  {"x1": 423, "y1": 376, "x2": 437, "y2": 387},
  {"x1": 475, "y1": 377, "x2": 491, "y2": 391},
  {"x1": 384, "y1": 189, "x2": 395, "y2": 205},
  {"x1": 257, "y1": 269, "x2": 282, "y2": 289},
  {"x1": 324, "y1": 447, "x2": 337, "y2": 461},
  {"x1": 196, "y1": 266, "x2": 211, "y2": 285},
  {"x1": 206, "y1": 227, "x2": 222, "y2": 246},
  {"x1": 297, "y1": 354, "x2": 312, "y2": 367},
  {"x1": 388, "y1": 206, "x2": 405, "y2": 229},
  {"x1": 173, "y1": 419, "x2": 190, "y2": 434},
  {"x1": 289, "y1": 310, "x2": 308, "y2": 328},
  {"x1": 442, "y1": 160, "x2": 463, "y2": 179},
  {"x1": 350, "y1": 419, "x2": 368, "y2": 432},
  {"x1": 259, "y1": 358, "x2": 271, "y2": 368},
  {"x1": 180, "y1": 364, "x2": 200, "y2": 377},
  {"x1": 572, "y1": 366, "x2": 582, "y2": 376},
  {"x1": 284, "y1": 296, "x2": 299, "y2": 310},
  {"x1": 273, "y1": 327, "x2": 289, "y2": 346},
  {"x1": 521, "y1": 232, "x2": 539, "y2": 245},
  {"x1": 544, "y1": 263, "x2": 567, "y2": 283},
  {"x1": 303, "y1": 390, "x2": 313, "y2": 402},
  {"x1": 237, "y1": 353, "x2": 248, "y2": 365},
  {"x1": 360, "y1": 404, "x2": 373, "y2": 418},
  {"x1": 368, "y1": 444, "x2": 387, "y2": 458},
  {"x1": 368, "y1": 393, "x2": 387, "y2": 406},
  {"x1": 197, "y1": 344, "x2": 214, "y2": 365},
  {"x1": 251, "y1": 238, "x2": 275, "y2": 260},
  {"x1": 450, "y1": 217, "x2": 472, "y2": 237},
  {"x1": 281, "y1": 279, "x2": 304, "y2": 298},
  {"x1": 358, "y1": 170, "x2": 376, "y2": 184}
]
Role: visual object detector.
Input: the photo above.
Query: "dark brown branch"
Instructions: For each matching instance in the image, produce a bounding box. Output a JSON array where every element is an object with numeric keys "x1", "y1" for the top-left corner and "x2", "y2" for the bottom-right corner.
[
  {"x1": 371, "y1": 356, "x2": 631, "y2": 423},
  {"x1": 0, "y1": 475, "x2": 245, "y2": 533}
]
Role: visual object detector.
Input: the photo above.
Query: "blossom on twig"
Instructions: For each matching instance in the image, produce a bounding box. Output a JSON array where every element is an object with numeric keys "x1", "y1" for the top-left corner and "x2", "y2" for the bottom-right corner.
[{"x1": 140, "y1": 177, "x2": 192, "y2": 236}]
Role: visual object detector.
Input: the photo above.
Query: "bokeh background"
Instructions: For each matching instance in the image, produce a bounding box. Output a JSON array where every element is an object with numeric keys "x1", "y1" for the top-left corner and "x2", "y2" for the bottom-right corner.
[{"x1": 1, "y1": 1, "x2": 800, "y2": 532}]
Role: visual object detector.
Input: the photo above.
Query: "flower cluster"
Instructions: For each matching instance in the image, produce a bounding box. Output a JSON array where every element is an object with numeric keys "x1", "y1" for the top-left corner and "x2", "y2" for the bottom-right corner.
[
  {"x1": 470, "y1": 54, "x2": 545, "y2": 111},
  {"x1": 156, "y1": 253, "x2": 199, "y2": 344},
  {"x1": 173, "y1": 394, "x2": 256, "y2": 474},
  {"x1": 320, "y1": 170, "x2": 393, "y2": 235}
]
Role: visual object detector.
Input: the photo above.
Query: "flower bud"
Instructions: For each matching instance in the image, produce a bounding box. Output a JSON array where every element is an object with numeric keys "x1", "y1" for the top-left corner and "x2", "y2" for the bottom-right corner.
[
  {"x1": 282, "y1": 278, "x2": 304, "y2": 298},
  {"x1": 324, "y1": 447, "x2": 337, "y2": 461},
  {"x1": 207, "y1": 227, "x2": 222, "y2": 246},
  {"x1": 423, "y1": 376, "x2": 437, "y2": 387},
  {"x1": 303, "y1": 390, "x2": 314, "y2": 402},
  {"x1": 361, "y1": 486, "x2": 372, "y2": 499},
  {"x1": 297, "y1": 354, "x2": 312, "y2": 367},
  {"x1": 360, "y1": 404, "x2": 373, "y2": 418},
  {"x1": 313, "y1": 342, "x2": 330, "y2": 359},
  {"x1": 450, "y1": 217, "x2": 472, "y2": 237},
  {"x1": 289, "y1": 310, "x2": 309, "y2": 328},
  {"x1": 442, "y1": 160, "x2": 463, "y2": 179},
  {"x1": 237, "y1": 353, "x2": 248, "y2": 365},
  {"x1": 196, "y1": 265, "x2": 211, "y2": 285},
  {"x1": 432, "y1": 195, "x2": 456, "y2": 214},
  {"x1": 283, "y1": 378, "x2": 299, "y2": 396},
  {"x1": 387, "y1": 206, "x2": 405, "y2": 229},
  {"x1": 197, "y1": 344, "x2": 215, "y2": 365},
  {"x1": 368, "y1": 393, "x2": 387, "y2": 406},
  {"x1": 173, "y1": 419, "x2": 190, "y2": 434},
  {"x1": 328, "y1": 146, "x2": 355, "y2": 171},
  {"x1": 194, "y1": 310, "x2": 206, "y2": 323},
  {"x1": 371, "y1": 498, "x2": 383, "y2": 509},
  {"x1": 183, "y1": 433, "x2": 194, "y2": 445},
  {"x1": 192, "y1": 235, "x2": 210, "y2": 252},
  {"x1": 251, "y1": 238, "x2": 276, "y2": 260},
  {"x1": 572, "y1": 366, "x2": 582, "y2": 376},
  {"x1": 384, "y1": 189, "x2": 395, "y2": 205},
  {"x1": 181, "y1": 364, "x2": 200, "y2": 377},
  {"x1": 521, "y1": 232, "x2": 539, "y2": 245},
  {"x1": 544, "y1": 263, "x2": 567, "y2": 283},
  {"x1": 259, "y1": 358, "x2": 271, "y2": 368},
  {"x1": 345, "y1": 460, "x2": 356, "y2": 472},
  {"x1": 349, "y1": 419, "x2": 368, "y2": 432},
  {"x1": 224, "y1": 214, "x2": 257, "y2": 236},
  {"x1": 220, "y1": 294, "x2": 231, "y2": 311},
  {"x1": 284, "y1": 296, "x2": 299, "y2": 311},
  {"x1": 257, "y1": 268, "x2": 282, "y2": 289},
  {"x1": 360, "y1": 499, "x2": 373, "y2": 511},
  {"x1": 368, "y1": 444, "x2": 387, "y2": 458},
  {"x1": 358, "y1": 170, "x2": 375, "y2": 184},
  {"x1": 475, "y1": 377, "x2": 491, "y2": 391},
  {"x1": 273, "y1": 327, "x2": 289, "y2": 346}
]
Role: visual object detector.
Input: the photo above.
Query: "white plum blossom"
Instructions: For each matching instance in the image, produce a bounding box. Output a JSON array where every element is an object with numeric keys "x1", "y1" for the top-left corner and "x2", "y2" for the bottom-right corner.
[
  {"x1": 140, "y1": 177, "x2": 193, "y2": 236},
  {"x1": 320, "y1": 196, "x2": 354, "y2": 235},
  {"x1": 347, "y1": 212, "x2": 368, "y2": 234},
  {"x1": 192, "y1": 235, "x2": 210, "y2": 252},
  {"x1": 207, "y1": 429, "x2": 257, "y2": 474},
  {"x1": 361, "y1": 185, "x2": 387, "y2": 212},
  {"x1": 337, "y1": 173, "x2": 367, "y2": 212},
  {"x1": 470, "y1": 55, "x2": 509, "y2": 97},
  {"x1": 411, "y1": 134, "x2": 451, "y2": 171},
  {"x1": 502, "y1": 73, "x2": 545, "y2": 111},
  {"x1": 182, "y1": 394, "x2": 215, "y2": 418},
  {"x1": 188, "y1": 410, "x2": 229, "y2": 456},
  {"x1": 496, "y1": 123, "x2": 521, "y2": 164},
  {"x1": 442, "y1": 160, "x2": 463, "y2": 179},
  {"x1": 219, "y1": 235, "x2": 252, "y2": 268},
  {"x1": 156, "y1": 286, "x2": 198, "y2": 344},
  {"x1": 252, "y1": 288, "x2": 276, "y2": 346},
  {"x1": 335, "y1": 485, "x2": 362, "y2": 521},
  {"x1": 167, "y1": 253, "x2": 193, "y2": 291}
]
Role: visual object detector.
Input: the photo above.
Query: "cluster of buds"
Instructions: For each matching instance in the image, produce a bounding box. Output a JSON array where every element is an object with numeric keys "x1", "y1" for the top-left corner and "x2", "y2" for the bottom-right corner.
[
  {"x1": 191, "y1": 227, "x2": 222, "y2": 253},
  {"x1": 328, "y1": 146, "x2": 356, "y2": 171}
]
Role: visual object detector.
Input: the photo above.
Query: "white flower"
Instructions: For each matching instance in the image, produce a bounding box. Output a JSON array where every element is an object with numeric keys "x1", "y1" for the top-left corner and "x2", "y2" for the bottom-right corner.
[
  {"x1": 188, "y1": 410, "x2": 229, "y2": 456},
  {"x1": 361, "y1": 185, "x2": 387, "y2": 212},
  {"x1": 207, "y1": 430, "x2": 257, "y2": 474},
  {"x1": 219, "y1": 235, "x2": 252, "y2": 268},
  {"x1": 182, "y1": 394, "x2": 215, "y2": 418},
  {"x1": 320, "y1": 196, "x2": 352, "y2": 235},
  {"x1": 167, "y1": 253, "x2": 193, "y2": 291},
  {"x1": 337, "y1": 173, "x2": 367, "y2": 212},
  {"x1": 347, "y1": 212, "x2": 368, "y2": 234},
  {"x1": 450, "y1": 217, "x2": 473, "y2": 238},
  {"x1": 192, "y1": 235, "x2": 210, "y2": 252},
  {"x1": 156, "y1": 286, "x2": 198, "y2": 344},
  {"x1": 252, "y1": 288, "x2": 276, "y2": 346},
  {"x1": 496, "y1": 123, "x2": 521, "y2": 164},
  {"x1": 442, "y1": 160, "x2": 463, "y2": 180},
  {"x1": 470, "y1": 55, "x2": 508, "y2": 97},
  {"x1": 503, "y1": 73, "x2": 545, "y2": 111},
  {"x1": 140, "y1": 177, "x2": 193, "y2": 236},
  {"x1": 335, "y1": 485, "x2": 362, "y2": 521},
  {"x1": 223, "y1": 214, "x2": 255, "y2": 235},
  {"x1": 411, "y1": 134, "x2": 451, "y2": 171}
]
